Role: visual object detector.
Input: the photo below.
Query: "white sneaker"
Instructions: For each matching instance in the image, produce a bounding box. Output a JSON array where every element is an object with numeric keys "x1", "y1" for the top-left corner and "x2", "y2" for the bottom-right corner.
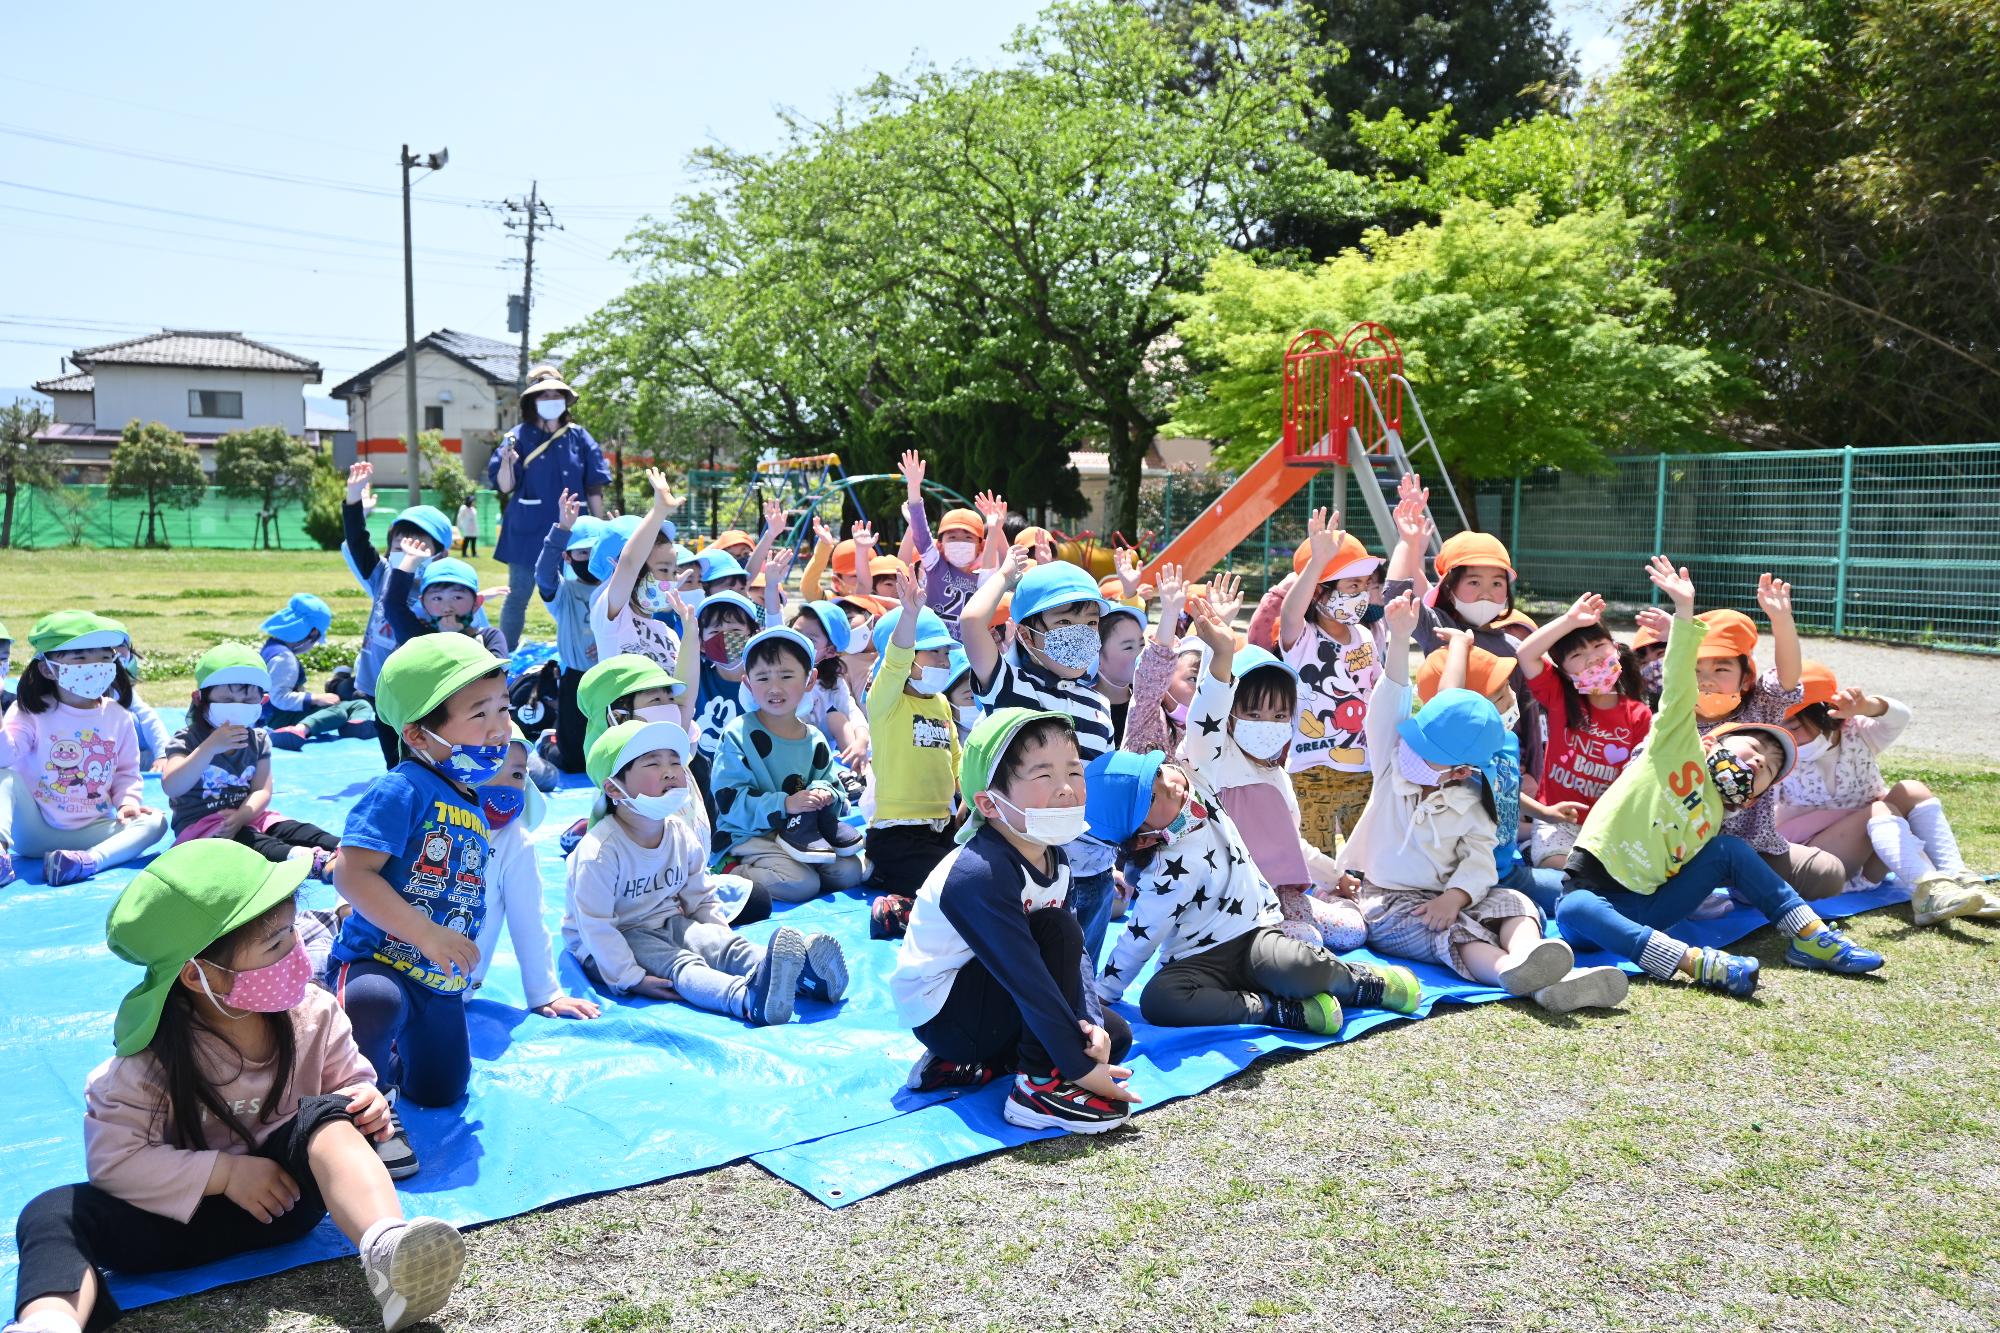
[
  {"x1": 1531, "y1": 965, "x2": 1630, "y2": 1013},
  {"x1": 1497, "y1": 937, "x2": 1573, "y2": 996},
  {"x1": 361, "y1": 1216, "x2": 465, "y2": 1332},
  {"x1": 1912, "y1": 872, "x2": 1983, "y2": 927}
]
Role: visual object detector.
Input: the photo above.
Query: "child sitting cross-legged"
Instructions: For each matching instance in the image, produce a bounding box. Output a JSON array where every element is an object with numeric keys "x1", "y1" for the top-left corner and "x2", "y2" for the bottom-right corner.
[
  {"x1": 8, "y1": 841, "x2": 464, "y2": 1333},
  {"x1": 892, "y1": 709, "x2": 1140, "y2": 1134},
  {"x1": 864, "y1": 570, "x2": 963, "y2": 938},
  {"x1": 563, "y1": 719, "x2": 845, "y2": 1025},
  {"x1": 1085, "y1": 742, "x2": 1420, "y2": 1034},
  {"x1": 1554, "y1": 558, "x2": 1886, "y2": 996},
  {"x1": 1341, "y1": 593, "x2": 1630, "y2": 1014},
  {"x1": 712, "y1": 628, "x2": 868, "y2": 903},
  {"x1": 258, "y1": 594, "x2": 377, "y2": 750},
  {"x1": 160, "y1": 644, "x2": 339, "y2": 877}
]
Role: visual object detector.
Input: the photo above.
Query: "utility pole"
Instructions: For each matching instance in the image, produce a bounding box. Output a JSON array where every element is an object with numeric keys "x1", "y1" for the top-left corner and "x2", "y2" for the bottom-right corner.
[
  {"x1": 501, "y1": 184, "x2": 558, "y2": 392},
  {"x1": 400, "y1": 143, "x2": 448, "y2": 505}
]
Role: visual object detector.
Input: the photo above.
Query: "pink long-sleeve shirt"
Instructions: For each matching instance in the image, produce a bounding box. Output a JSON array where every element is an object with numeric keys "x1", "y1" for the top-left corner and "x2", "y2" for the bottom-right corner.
[
  {"x1": 83, "y1": 986, "x2": 376, "y2": 1222},
  {"x1": 0, "y1": 699, "x2": 143, "y2": 829}
]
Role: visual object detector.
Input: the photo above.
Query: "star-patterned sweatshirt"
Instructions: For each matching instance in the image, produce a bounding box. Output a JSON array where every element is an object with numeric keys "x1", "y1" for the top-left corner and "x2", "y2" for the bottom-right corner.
[{"x1": 1097, "y1": 786, "x2": 1284, "y2": 1004}]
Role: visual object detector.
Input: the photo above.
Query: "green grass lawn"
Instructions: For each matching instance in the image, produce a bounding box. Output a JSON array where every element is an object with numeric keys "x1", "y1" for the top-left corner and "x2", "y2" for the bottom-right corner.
[{"x1": 5, "y1": 549, "x2": 1996, "y2": 1330}]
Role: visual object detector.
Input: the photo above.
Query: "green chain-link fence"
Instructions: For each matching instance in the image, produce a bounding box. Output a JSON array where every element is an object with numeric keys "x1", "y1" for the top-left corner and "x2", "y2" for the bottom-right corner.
[{"x1": 0, "y1": 486, "x2": 505, "y2": 552}]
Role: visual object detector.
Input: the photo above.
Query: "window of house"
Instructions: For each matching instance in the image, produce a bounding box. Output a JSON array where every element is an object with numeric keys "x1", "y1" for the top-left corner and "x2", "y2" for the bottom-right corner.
[
  {"x1": 188, "y1": 389, "x2": 243, "y2": 418},
  {"x1": 423, "y1": 406, "x2": 446, "y2": 431}
]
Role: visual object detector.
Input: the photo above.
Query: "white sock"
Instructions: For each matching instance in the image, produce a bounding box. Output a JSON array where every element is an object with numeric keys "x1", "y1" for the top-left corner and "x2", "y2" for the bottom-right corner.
[
  {"x1": 1904, "y1": 799, "x2": 1965, "y2": 875},
  {"x1": 358, "y1": 1216, "x2": 405, "y2": 1264},
  {"x1": 16, "y1": 1310, "x2": 84, "y2": 1333},
  {"x1": 1868, "y1": 815, "x2": 1933, "y2": 885}
]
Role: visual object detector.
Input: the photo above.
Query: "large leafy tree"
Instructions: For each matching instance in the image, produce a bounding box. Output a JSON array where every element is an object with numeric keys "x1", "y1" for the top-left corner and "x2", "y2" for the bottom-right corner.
[
  {"x1": 214, "y1": 424, "x2": 318, "y2": 549},
  {"x1": 107, "y1": 420, "x2": 205, "y2": 548},
  {"x1": 559, "y1": 0, "x2": 1361, "y2": 536},
  {"x1": 1168, "y1": 199, "x2": 1738, "y2": 492},
  {"x1": 0, "y1": 398, "x2": 63, "y2": 549}
]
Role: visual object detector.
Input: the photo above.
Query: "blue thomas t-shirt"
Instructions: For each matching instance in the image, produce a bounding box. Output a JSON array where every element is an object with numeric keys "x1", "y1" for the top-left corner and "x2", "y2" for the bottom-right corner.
[{"x1": 332, "y1": 761, "x2": 491, "y2": 993}]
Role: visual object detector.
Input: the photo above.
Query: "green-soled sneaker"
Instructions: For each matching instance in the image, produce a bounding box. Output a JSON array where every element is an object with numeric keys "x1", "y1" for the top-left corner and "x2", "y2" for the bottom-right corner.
[{"x1": 1349, "y1": 962, "x2": 1423, "y2": 1014}]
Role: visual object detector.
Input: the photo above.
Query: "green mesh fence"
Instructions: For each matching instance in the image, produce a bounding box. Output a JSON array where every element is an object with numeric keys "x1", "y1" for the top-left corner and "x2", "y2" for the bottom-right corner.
[{"x1": 1, "y1": 486, "x2": 504, "y2": 552}]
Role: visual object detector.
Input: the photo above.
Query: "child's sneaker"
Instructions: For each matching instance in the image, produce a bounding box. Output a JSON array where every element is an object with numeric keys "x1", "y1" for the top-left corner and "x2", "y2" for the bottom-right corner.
[
  {"x1": 744, "y1": 927, "x2": 807, "y2": 1025},
  {"x1": 1531, "y1": 965, "x2": 1630, "y2": 1013},
  {"x1": 1690, "y1": 946, "x2": 1760, "y2": 997},
  {"x1": 269, "y1": 724, "x2": 309, "y2": 751},
  {"x1": 340, "y1": 716, "x2": 378, "y2": 740},
  {"x1": 870, "y1": 893, "x2": 913, "y2": 940},
  {"x1": 558, "y1": 816, "x2": 588, "y2": 857},
  {"x1": 360, "y1": 1215, "x2": 465, "y2": 1333},
  {"x1": 798, "y1": 932, "x2": 849, "y2": 1002},
  {"x1": 1002, "y1": 1071, "x2": 1130, "y2": 1135},
  {"x1": 1347, "y1": 961, "x2": 1423, "y2": 1014},
  {"x1": 374, "y1": 1090, "x2": 419, "y2": 1180},
  {"x1": 1497, "y1": 937, "x2": 1574, "y2": 997},
  {"x1": 1911, "y1": 872, "x2": 1983, "y2": 926},
  {"x1": 1787, "y1": 926, "x2": 1885, "y2": 974},
  {"x1": 312, "y1": 849, "x2": 339, "y2": 884},
  {"x1": 1960, "y1": 872, "x2": 2000, "y2": 919},
  {"x1": 827, "y1": 821, "x2": 865, "y2": 856},
  {"x1": 906, "y1": 1051, "x2": 1001, "y2": 1092},
  {"x1": 777, "y1": 818, "x2": 837, "y2": 864},
  {"x1": 1688, "y1": 889, "x2": 1736, "y2": 921},
  {"x1": 1266, "y1": 992, "x2": 1343, "y2": 1034},
  {"x1": 0, "y1": 849, "x2": 15, "y2": 888},
  {"x1": 43, "y1": 849, "x2": 98, "y2": 886}
]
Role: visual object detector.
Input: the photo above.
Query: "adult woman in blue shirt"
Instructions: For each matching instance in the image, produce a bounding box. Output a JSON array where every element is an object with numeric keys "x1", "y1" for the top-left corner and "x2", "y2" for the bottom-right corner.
[{"x1": 487, "y1": 373, "x2": 611, "y2": 648}]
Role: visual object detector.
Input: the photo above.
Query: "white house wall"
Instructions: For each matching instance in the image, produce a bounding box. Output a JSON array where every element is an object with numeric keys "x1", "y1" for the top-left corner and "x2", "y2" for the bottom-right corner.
[
  {"x1": 348, "y1": 346, "x2": 512, "y2": 487},
  {"x1": 91, "y1": 364, "x2": 309, "y2": 436}
]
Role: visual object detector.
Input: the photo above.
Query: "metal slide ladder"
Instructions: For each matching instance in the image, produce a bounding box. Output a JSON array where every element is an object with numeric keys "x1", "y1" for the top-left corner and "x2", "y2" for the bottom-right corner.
[{"x1": 1336, "y1": 323, "x2": 1468, "y2": 562}]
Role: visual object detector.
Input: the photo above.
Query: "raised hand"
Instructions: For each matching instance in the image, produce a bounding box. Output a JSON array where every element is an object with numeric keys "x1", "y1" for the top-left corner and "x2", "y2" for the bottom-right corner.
[
  {"x1": 646, "y1": 468, "x2": 681, "y2": 515},
  {"x1": 851, "y1": 520, "x2": 878, "y2": 554},
  {"x1": 1825, "y1": 685, "x2": 1877, "y2": 719},
  {"x1": 1634, "y1": 605, "x2": 1674, "y2": 643},
  {"x1": 1114, "y1": 546, "x2": 1142, "y2": 599},
  {"x1": 898, "y1": 449, "x2": 926, "y2": 505},
  {"x1": 999, "y1": 543, "x2": 1032, "y2": 588},
  {"x1": 1383, "y1": 588, "x2": 1423, "y2": 640},
  {"x1": 1393, "y1": 483, "x2": 1431, "y2": 544},
  {"x1": 812, "y1": 516, "x2": 837, "y2": 548},
  {"x1": 1033, "y1": 531, "x2": 1055, "y2": 566},
  {"x1": 1564, "y1": 592, "x2": 1605, "y2": 626},
  {"x1": 345, "y1": 461, "x2": 373, "y2": 503},
  {"x1": 1305, "y1": 506, "x2": 1343, "y2": 565},
  {"x1": 1755, "y1": 572, "x2": 1793, "y2": 622},
  {"x1": 1644, "y1": 555, "x2": 1696, "y2": 613},
  {"x1": 1187, "y1": 596, "x2": 1236, "y2": 657},
  {"x1": 1155, "y1": 561, "x2": 1187, "y2": 627},
  {"x1": 764, "y1": 545, "x2": 795, "y2": 585},
  {"x1": 556, "y1": 488, "x2": 583, "y2": 531},
  {"x1": 762, "y1": 496, "x2": 787, "y2": 535},
  {"x1": 1208, "y1": 570, "x2": 1244, "y2": 625},
  {"x1": 896, "y1": 565, "x2": 927, "y2": 613},
  {"x1": 974, "y1": 489, "x2": 1007, "y2": 522}
]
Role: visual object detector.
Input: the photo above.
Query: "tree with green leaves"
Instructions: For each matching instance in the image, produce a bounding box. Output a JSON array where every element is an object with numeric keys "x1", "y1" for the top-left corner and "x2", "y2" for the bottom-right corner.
[
  {"x1": 0, "y1": 398, "x2": 63, "y2": 549},
  {"x1": 1169, "y1": 198, "x2": 1739, "y2": 494},
  {"x1": 416, "y1": 430, "x2": 478, "y2": 516},
  {"x1": 213, "y1": 424, "x2": 318, "y2": 549},
  {"x1": 107, "y1": 420, "x2": 205, "y2": 548}
]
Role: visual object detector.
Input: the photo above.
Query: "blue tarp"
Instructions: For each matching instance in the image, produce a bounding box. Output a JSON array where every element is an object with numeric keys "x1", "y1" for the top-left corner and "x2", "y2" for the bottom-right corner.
[{"x1": 0, "y1": 721, "x2": 1911, "y2": 1309}]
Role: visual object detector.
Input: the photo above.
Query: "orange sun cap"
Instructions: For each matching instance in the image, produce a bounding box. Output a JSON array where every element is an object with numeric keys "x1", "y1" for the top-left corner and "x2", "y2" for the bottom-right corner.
[
  {"x1": 1012, "y1": 526, "x2": 1054, "y2": 550},
  {"x1": 831, "y1": 539, "x2": 858, "y2": 579},
  {"x1": 937, "y1": 508, "x2": 985, "y2": 541},
  {"x1": 1293, "y1": 532, "x2": 1381, "y2": 584},
  {"x1": 1415, "y1": 644, "x2": 1517, "y2": 703},
  {"x1": 715, "y1": 529, "x2": 755, "y2": 554},
  {"x1": 868, "y1": 554, "x2": 904, "y2": 580},
  {"x1": 1694, "y1": 608, "x2": 1759, "y2": 666},
  {"x1": 1786, "y1": 659, "x2": 1838, "y2": 718},
  {"x1": 1432, "y1": 531, "x2": 1516, "y2": 583},
  {"x1": 1630, "y1": 620, "x2": 1666, "y2": 651}
]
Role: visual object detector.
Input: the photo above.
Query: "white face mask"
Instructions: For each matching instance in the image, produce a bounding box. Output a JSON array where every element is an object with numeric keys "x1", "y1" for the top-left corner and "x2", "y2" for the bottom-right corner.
[
  {"x1": 990, "y1": 791, "x2": 1089, "y2": 847},
  {"x1": 1232, "y1": 718, "x2": 1292, "y2": 761},
  {"x1": 1397, "y1": 740, "x2": 1446, "y2": 788},
  {"x1": 634, "y1": 703, "x2": 680, "y2": 724},
  {"x1": 534, "y1": 397, "x2": 566, "y2": 422},
  {"x1": 613, "y1": 779, "x2": 689, "y2": 821},
  {"x1": 207, "y1": 701, "x2": 263, "y2": 729},
  {"x1": 1452, "y1": 597, "x2": 1508, "y2": 627},
  {"x1": 941, "y1": 540, "x2": 979, "y2": 569},
  {"x1": 956, "y1": 704, "x2": 981, "y2": 729},
  {"x1": 908, "y1": 665, "x2": 952, "y2": 696},
  {"x1": 1796, "y1": 734, "x2": 1832, "y2": 762},
  {"x1": 1316, "y1": 589, "x2": 1369, "y2": 625},
  {"x1": 53, "y1": 660, "x2": 118, "y2": 700},
  {"x1": 1499, "y1": 703, "x2": 1521, "y2": 731}
]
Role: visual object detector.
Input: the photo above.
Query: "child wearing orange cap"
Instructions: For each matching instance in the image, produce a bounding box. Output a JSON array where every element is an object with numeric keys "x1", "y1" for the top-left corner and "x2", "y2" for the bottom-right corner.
[
  {"x1": 1382, "y1": 473, "x2": 1543, "y2": 782},
  {"x1": 1509, "y1": 593, "x2": 1654, "y2": 870},
  {"x1": 896, "y1": 451, "x2": 998, "y2": 641},
  {"x1": 799, "y1": 517, "x2": 864, "y2": 601},
  {"x1": 1775, "y1": 661, "x2": 1991, "y2": 923},
  {"x1": 1688, "y1": 578, "x2": 1845, "y2": 900},
  {"x1": 1277, "y1": 508, "x2": 1385, "y2": 852},
  {"x1": 1629, "y1": 620, "x2": 1668, "y2": 707}
]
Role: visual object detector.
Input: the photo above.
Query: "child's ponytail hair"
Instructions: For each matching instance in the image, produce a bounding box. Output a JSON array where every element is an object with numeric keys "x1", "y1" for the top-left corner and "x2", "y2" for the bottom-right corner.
[
  {"x1": 1548, "y1": 624, "x2": 1647, "y2": 730},
  {"x1": 18, "y1": 657, "x2": 136, "y2": 715},
  {"x1": 150, "y1": 904, "x2": 298, "y2": 1151}
]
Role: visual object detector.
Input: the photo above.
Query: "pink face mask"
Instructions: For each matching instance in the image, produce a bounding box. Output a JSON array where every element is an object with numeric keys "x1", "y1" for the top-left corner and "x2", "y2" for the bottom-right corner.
[
  {"x1": 1565, "y1": 650, "x2": 1623, "y2": 695},
  {"x1": 197, "y1": 938, "x2": 313, "y2": 1015}
]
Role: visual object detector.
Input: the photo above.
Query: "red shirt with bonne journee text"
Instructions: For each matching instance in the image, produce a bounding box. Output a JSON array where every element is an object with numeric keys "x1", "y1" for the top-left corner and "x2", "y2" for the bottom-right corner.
[{"x1": 1527, "y1": 669, "x2": 1653, "y2": 813}]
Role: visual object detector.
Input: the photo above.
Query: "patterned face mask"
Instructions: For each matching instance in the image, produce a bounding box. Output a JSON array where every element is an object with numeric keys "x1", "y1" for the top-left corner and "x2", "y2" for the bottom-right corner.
[
  {"x1": 478, "y1": 784, "x2": 526, "y2": 830},
  {"x1": 1566, "y1": 650, "x2": 1623, "y2": 695},
  {"x1": 1315, "y1": 589, "x2": 1369, "y2": 625},
  {"x1": 1640, "y1": 658, "x2": 1666, "y2": 694},
  {"x1": 1706, "y1": 743, "x2": 1759, "y2": 808},
  {"x1": 635, "y1": 577, "x2": 671, "y2": 614},
  {"x1": 1232, "y1": 718, "x2": 1293, "y2": 761},
  {"x1": 1397, "y1": 740, "x2": 1446, "y2": 788},
  {"x1": 422, "y1": 729, "x2": 510, "y2": 786},
  {"x1": 1027, "y1": 622, "x2": 1102, "y2": 676},
  {"x1": 1158, "y1": 790, "x2": 1210, "y2": 846},
  {"x1": 701, "y1": 627, "x2": 753, "y2": 668},
  {"x1": 1696, "y1": 690, "x2": 1742, "y2": 720},
  {"x1": 53, "y1": 660, "x2": 118, "y2": 700},
  {"x1": 196, "y1": 938, "x2": 312, "y2": 1016}
]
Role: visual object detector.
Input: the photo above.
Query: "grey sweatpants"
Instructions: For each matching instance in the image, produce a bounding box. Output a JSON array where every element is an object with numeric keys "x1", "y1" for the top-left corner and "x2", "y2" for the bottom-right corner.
[
  {"x1": 1139, "y1": 925, "x2": 1342, "y2": 1028},
  {"x1": 0, "y1": 773, "x2": 168, "y2": 870},
  {"x1": 582, "y1": 917, "x2": 762, "y2": 1018}
]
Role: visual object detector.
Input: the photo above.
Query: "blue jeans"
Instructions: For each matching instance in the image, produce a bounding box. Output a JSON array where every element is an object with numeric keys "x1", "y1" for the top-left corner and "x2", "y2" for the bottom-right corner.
[
  {"x1": 335, "y1": 959, "x2": 471, "y2": 1107},
  {"x1": 500, "y1": 558, "x2": 539, "y2": 650},
  {"x1": 1555, "y1": 835, "x2": 1808, "y2": 965},
  {"x1": 1500, "y1": 857, "x2": 1566, "y2": 917}
]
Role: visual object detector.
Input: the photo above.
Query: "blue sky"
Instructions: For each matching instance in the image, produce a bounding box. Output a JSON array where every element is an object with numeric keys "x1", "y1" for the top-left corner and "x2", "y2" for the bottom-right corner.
[{"x1": 1, "y1": 1, "x2": 1620, "y2": 412}]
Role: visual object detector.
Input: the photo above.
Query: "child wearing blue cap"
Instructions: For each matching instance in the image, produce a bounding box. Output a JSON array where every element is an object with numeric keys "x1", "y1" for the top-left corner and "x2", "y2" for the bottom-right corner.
[
  {"x1": 787, "y1": 598, "x2": 869, "y2": 771},
  {"x1": 1086, "y1": 743, "x2": 1420, "y2": 1031},
  {"x1": 1339, "y1": 594, "x2": 1629, "y2": 1014},
  {"x1": 863, "y1": 570, "x2": 964, "y2": 937},
  {"x1": 259, "y1": 593, "x2": 378, "y2": 750},
  {"x1": 588, "y1": 471, "x2": 692, "y2": 680},
  {"x1": 533, "y1": 488, "x2": 610, "y2": 771},
  {"x1": 713, "y1": 627, "x2": 867, "y2": 901},
  {"x1": 687, "y1": 582, "x2": 769, "y2": 823},
  {"x1": 339, "y1": 460, "x2": 460, "y2": 767},
  {"x1": 383, "y1": 550, "x2": 510, "y2": 663},
  {"x1": 962, "y1": 547, "x2": 1121, "y2": 961}
]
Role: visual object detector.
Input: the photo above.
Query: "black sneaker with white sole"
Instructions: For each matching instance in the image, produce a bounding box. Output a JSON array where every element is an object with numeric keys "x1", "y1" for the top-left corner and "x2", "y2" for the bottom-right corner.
[
  {"x1": 906, "y1": 1051, "x2": 1002, "y2": 1092},
  {"x1": 744, "y1": 927, "x2": 807, "y2": 1025},
  {"x1": 798, "y1": 932, "x2": 849, "y2": 1002},
  {"x1": 374, "y1": 1090, "x2": 418, "y2": 1180},
  {"x1": 1002, "y1": 1071, "x2": 1131, "y2": 1135}
]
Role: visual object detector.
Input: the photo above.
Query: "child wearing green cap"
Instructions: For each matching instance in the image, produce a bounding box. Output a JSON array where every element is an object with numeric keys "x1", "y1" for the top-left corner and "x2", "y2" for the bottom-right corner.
[
  {"x1": 328, "y1": 634, "x2": 511, "y2": 1179},
  {"x1": 159, "y1": 644, "x2": 340, "y2": 876},
  {"x1": 565, "y1": 719, "x2": 845, "y2": 1025},
  {"x1": 9, "y1": 840, "x2": 464, "y2": 1333},
  {"x1": 891, "y1": 708, "x2": 1140, "y2": 1135},
  {"x1": 0, "y1": 611, "x2": 168, "y2": 888}
]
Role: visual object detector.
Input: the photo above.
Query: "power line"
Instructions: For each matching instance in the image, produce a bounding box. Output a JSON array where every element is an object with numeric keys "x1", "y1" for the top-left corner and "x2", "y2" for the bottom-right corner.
[{"x1": 497, "y1": 184, "x2": 560, "y2": 390}]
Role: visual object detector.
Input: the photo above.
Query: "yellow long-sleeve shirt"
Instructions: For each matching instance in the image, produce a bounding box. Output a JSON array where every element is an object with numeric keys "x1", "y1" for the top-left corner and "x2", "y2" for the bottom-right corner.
[{"x1": 866, "y1": 641, "x2": 960, "y2": 822}]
